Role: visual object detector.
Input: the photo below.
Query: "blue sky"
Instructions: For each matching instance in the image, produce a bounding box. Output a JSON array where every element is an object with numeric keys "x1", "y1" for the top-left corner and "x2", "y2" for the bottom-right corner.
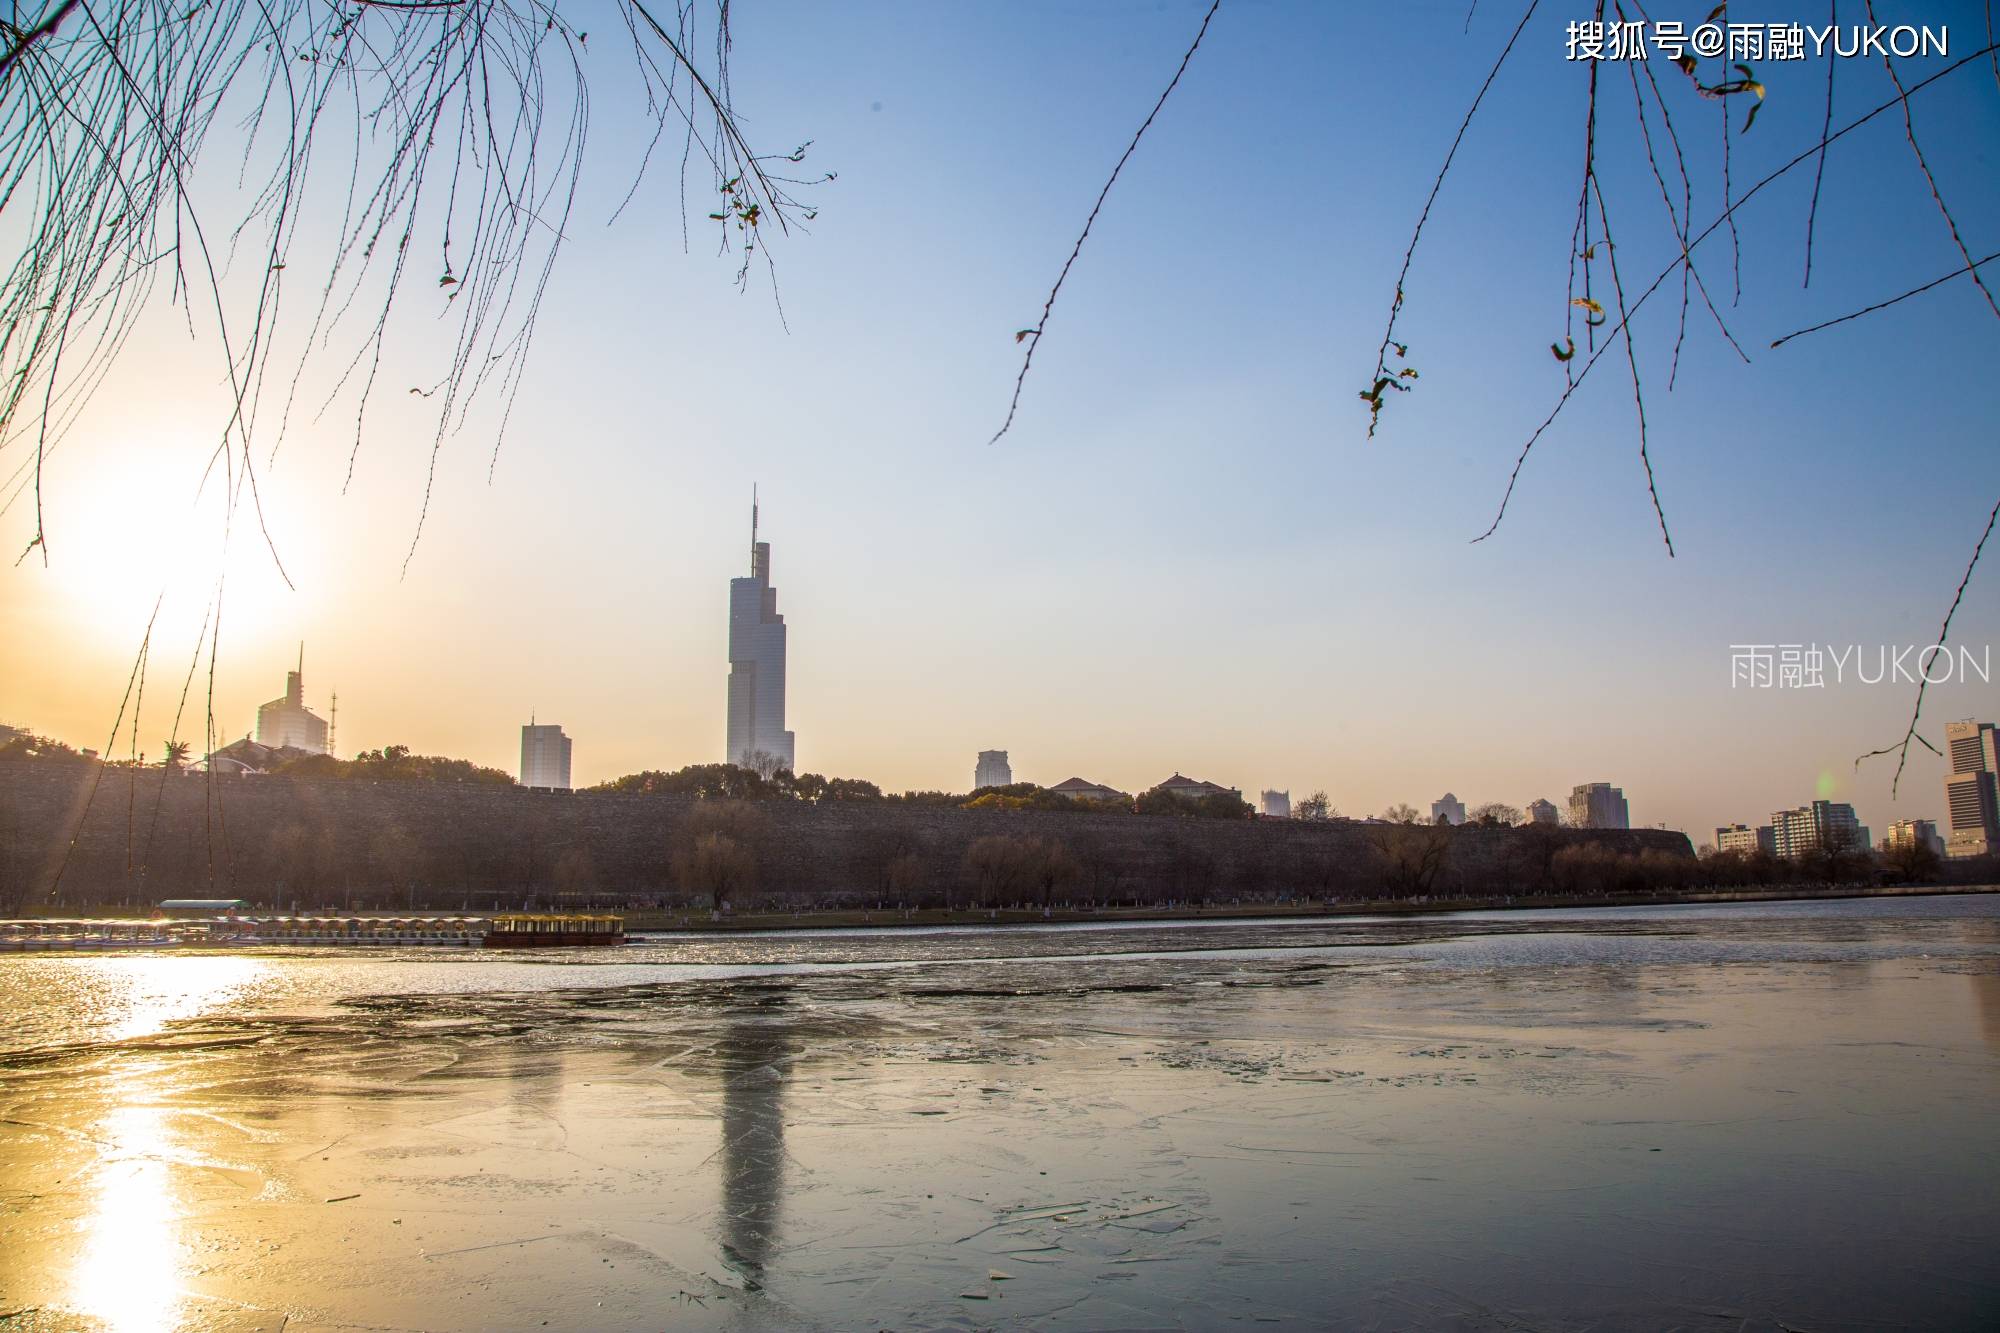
[{"x1": 4, "y1": 0, "x2": 1998, "y2": 842}]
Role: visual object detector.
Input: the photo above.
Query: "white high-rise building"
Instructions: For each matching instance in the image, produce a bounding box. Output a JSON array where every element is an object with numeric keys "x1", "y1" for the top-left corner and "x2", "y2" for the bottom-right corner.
[
  {"x1": 1431, "y1": 792, "x2": 1466, "y2": 825},
  {"x1": 726, "y1": 492, "x2": 796, "y2": 774},
  {"x1": 255, "y1": 649, "x2": 328, "y2": 754},
  {"x1": 1260, "y1": 789, "x2": 1292, "y2": 819},
  {"x1": 975, "y1": 750, "x2": 1012, "y2": 789},
  {"x1": 521, "y1": 723, "x2": 573, "y2": 790}
]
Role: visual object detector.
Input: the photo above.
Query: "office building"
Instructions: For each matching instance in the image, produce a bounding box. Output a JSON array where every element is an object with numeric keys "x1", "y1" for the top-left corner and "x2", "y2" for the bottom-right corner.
[
  {"x1": 1431, "y1": 792, "x2": 1466, "y2": 826},
  {"x1": 1715, "y1": 823, "x2": 1776, "y2": 856},
  {"x1": 975, "y1": 750, "x2": 1012, "y2": 789},
  {"x1": 726, "y1": 492, "x2": 796, "y2": 774},
  {"x1": 1944, "y1": 720, "x2": 1999, "y2": 858},
  {"x1": 1260, "y1": 789, "x2": 1292, "y2": 819},
  {"x1": 1883, "y1": 818, "x2": 1945, "y2": 856},
  {"x1": 521, "y1": 723, "x2": 573, "y2": 790},
  {"x1": 1769, "y1": 800, "x2": 1868, "y2": 859},
  {"x1": 1525, "y1": 798, "x2": 1560, "y2": 826},
  {"x1": 255, "y1": 650, "x2": 328, "y2": 755},
  {"x1": 1568, "y1": 783, "x2": 1630, "y2": 830}
]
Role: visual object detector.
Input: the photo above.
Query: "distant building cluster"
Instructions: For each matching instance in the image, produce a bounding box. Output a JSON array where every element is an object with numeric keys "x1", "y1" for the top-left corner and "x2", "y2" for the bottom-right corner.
[
  {"x1": 1884, "y1": 818, "x2": 1944, "y2": 857},
  {"x1": 1696, "y1": 716, "x2": 2000, "y2": 864},
  {"x1": 1772, "y1": 801, "x2": 1868, "y2": 859},
  {"x1": 106, "y1": 492, "x2": 1976, "y2": 857},
  {"x1": 1714, "y1": 800, "x2": 1869, "y2": 860}
]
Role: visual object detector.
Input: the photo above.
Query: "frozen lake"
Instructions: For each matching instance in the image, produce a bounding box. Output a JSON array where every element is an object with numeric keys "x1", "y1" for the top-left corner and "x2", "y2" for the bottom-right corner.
[{"x1": 2, "y1": 894, "x2": 1996, "y2": 1329}]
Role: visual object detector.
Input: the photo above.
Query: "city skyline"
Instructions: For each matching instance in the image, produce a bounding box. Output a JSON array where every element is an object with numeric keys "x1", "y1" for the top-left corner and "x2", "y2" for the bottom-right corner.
[
  {"x1": 1, "y1": 3, "x2": 1994, "y2": 849},
  {"x1": 0, "y1": 625, "x2": 1976, "y2": 843}
]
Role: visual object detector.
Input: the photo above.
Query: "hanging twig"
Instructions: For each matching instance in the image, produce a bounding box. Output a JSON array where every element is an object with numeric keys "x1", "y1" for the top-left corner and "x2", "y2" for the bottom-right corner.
[
  {"x1": 1856, "y1": 493, "x2": 2000, "y2": 794},
  {"x1": 1802, "y1": 0, "x2": 1836, "y2": 286},
  {"x1": 987, "y1": 0, "x2": 1221, "y2": 447},
  {"x1": 1772, "y1": 249, "x2": 2000, "y2": 347},
  {"x1": 1473, "y1": 40, "x2": 2000, "y2": 545},
  {"x1": 1364, "y1": 0, "x2": 1539, "y2": 437}
]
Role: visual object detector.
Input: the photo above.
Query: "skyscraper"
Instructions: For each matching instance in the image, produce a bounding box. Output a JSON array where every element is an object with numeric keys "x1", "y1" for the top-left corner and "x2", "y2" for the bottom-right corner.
[
  {"x1": 1568, "y1": 782, "x2": 1630, "y2": 829},
  {"x1": 726, "y1": 491, "x2": 796, "y2": 774},
  {"x1": 521, "y1": 722, "x2": 573, "y2": 789},
  {"x1": 255, "y1": 647, "x2": 328, "y2": 754},
  {"x1": 1943, "y1": 720, "x2": 1998, "y2": 858},
  {"x1": 975, "y1": 750, "x2": 1012, "y2": 789}
]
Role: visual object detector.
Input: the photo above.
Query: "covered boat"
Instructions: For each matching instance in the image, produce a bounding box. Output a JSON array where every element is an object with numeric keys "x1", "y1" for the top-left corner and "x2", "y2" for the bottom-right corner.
[{"x1": 481, "y1": 912, "x2": 625, "y2": 947}]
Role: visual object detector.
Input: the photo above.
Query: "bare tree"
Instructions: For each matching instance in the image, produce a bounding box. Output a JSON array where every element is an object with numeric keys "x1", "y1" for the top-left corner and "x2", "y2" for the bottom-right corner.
[
  {"x1": 673, "y1": 800, "x2": 761, "y2": 911},
  {"x1": 740, "y1": 749, "x2": 787, "y2": 782},
  {"x1": 552, "y1": 845, "x2": 598, "y2": 905},
  {"x1": 963, "y1": 834, "x2": 1032, "y2": 908},
  {"x1": 1, "y1": 0, "x2": 819, "y2": 572},
  {"x1": 1364, "y1": 821, "x2": 1452, "y2": 898}
]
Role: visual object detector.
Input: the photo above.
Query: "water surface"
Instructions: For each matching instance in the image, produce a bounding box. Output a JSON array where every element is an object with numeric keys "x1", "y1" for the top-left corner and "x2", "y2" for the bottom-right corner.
[{"x1": 1, "y1": 895, "x2": 1995, "y2": 1330}]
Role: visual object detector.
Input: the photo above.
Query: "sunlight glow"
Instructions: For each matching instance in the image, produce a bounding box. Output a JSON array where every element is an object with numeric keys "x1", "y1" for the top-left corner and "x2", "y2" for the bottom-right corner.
[
  {"x1": 96, "y1": 955, "x2": 268, "y2": 1042},
  {"x1": 70, "y1": 1094, "x2": 185, "y2": 1333}
]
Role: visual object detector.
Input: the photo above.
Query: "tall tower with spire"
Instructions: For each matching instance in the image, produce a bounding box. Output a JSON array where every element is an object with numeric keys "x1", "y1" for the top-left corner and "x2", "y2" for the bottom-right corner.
[
  {"x1": 726, "y1": 489, "x2": 795, "y2": 773},
  {"x1": 254, "y1": 644, "x2": 329, "y2": 754}
]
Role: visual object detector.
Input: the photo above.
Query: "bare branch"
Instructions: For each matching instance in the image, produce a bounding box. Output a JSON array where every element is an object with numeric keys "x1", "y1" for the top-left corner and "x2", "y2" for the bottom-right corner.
[
  {"x1": 1856, "y1": 493, "x2": 2000, "y2": 794},
  {"x1": 1364, "y1": 1, "x2": 1539, "y2": 438},
  {"x1": 1473, "y1": 40, "x2": 2000, "y2": 545},
  {"x1": 987, "y1": 0, "x2": 1220, "y2": 448},
  {"x1": 1772, "y1": 249, "x2": 2000, "y2": 348}
]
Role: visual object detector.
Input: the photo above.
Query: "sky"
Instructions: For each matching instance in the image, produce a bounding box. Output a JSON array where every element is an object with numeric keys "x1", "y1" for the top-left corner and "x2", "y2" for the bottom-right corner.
[{"x1": 3, "y1": 0, "x2": 1999, "y2": 845}]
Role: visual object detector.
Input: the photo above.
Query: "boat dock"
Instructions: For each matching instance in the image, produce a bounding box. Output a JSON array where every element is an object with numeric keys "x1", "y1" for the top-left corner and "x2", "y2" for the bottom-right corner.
[{"x1": 0, "y1": 912, "x2": 624, "y2": 952}]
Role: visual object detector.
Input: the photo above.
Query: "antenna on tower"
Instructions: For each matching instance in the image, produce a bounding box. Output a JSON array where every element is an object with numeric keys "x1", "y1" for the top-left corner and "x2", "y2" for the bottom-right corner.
[
  {"x1": 750, "y1": 484, "x2": 759, "y2": 575},
  {"x1": 328, "y1": 690, "x2": 338, "y2": 759}
]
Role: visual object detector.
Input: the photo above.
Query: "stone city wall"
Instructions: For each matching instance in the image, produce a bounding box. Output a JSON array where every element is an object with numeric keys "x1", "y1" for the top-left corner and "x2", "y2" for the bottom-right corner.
[{"x1": 0, "y1": 758, "x2": 1695, "y2": 909}]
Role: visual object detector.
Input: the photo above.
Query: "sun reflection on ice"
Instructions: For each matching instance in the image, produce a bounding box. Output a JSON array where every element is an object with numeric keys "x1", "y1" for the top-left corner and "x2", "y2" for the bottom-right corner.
[
  {"x1": 69, "y1": 1095, "x2": 187, "y2": 1333},
  {"x1": 54, "y1": 958, "x2": 269, "y2": 1328},
  {"x1": 93, "y1": 954, "x2": 268, "y2": 1042}
]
